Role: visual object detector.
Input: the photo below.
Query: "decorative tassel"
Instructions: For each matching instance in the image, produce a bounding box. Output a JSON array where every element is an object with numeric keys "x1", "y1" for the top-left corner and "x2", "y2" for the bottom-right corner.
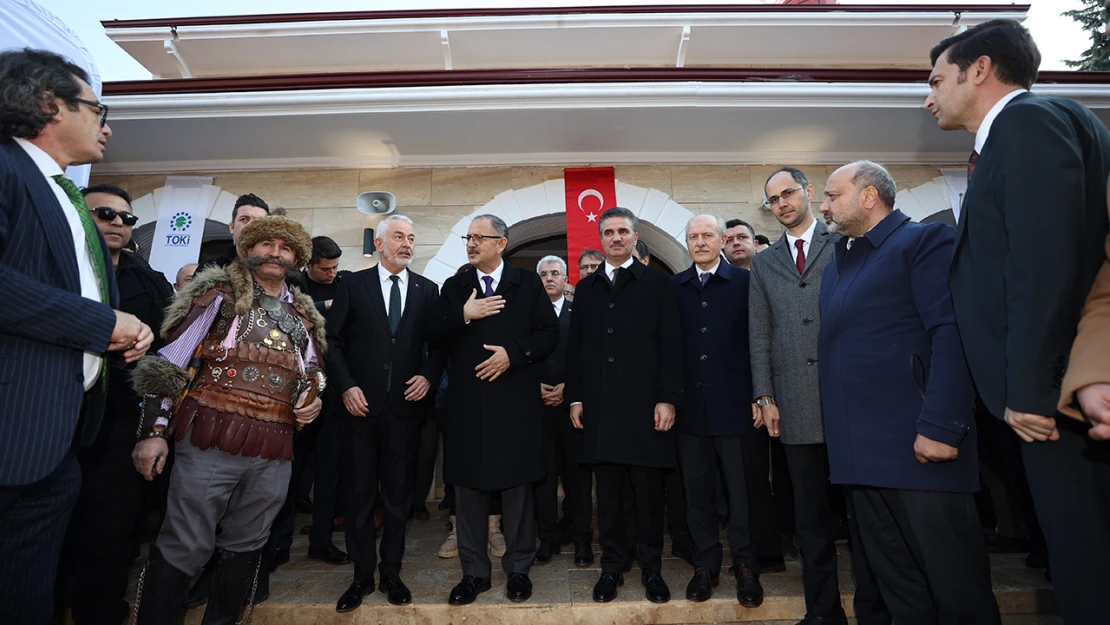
[{"x1": 221, "y1": 316, "x2": 240, "y2": 350}]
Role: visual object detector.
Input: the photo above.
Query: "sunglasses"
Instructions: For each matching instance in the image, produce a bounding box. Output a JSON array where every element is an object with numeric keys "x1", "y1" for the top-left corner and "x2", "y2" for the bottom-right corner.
[{"x1": 90, "y1": 206, "x2": 138, "y2": 226}]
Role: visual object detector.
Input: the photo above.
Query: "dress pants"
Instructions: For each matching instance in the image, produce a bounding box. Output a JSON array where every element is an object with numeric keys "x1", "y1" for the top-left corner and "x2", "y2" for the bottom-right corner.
[
  {"x1": 66, "y1": 417, "x2": 154, "y2": 625},
  {"x1": 678, "y1": 433, "x2": 757, "y2": 574},
  {"x1": 342, "y1": 404, "x2": 423, "y2": 580},
  {"x1": 782, "y1": 443, "x2": 845, "y2": 620},
  {"x1": 744, "y1": 429, "x2": 785, "y2": 562},
  {"x1": 664, "y1": 467, "x2": 692, "y2": 551},
  {"x1": 535, "y1": 405, "x2": 593, "y2": 545},
  {"x1": 770, "y1": 437, "x2": 796, "y2": 541},
  {"x1": 843, "y1": 488, "x2": 892, "y2": 625},
  {"x1": 456, "y1": 483, "x2": 535, "y2": 577},
  {"x1": 596, "y1": 464, "x2": 665, "y2": 575},
  {"x1": 268, "y1": 407, "x2": 343, "y2": 554},
  {"x1": 1019, "y1": 417, "x2": 1110, "y2": 624},
  {"x1": 0, "y1": 451, "x2": 81, "y2": 625},
  {"x1": 848, "y1": 486, "x2": 1001, "y2": 625},
  {"x1": 413, "y1": 408, "x2": 443, "y2": 510}
]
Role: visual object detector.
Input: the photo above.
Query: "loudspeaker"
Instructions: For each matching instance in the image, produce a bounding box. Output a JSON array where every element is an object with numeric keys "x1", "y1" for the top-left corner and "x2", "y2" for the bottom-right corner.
[{"x1": 357, "y1": 191, "x2": 396, "y2": 215}]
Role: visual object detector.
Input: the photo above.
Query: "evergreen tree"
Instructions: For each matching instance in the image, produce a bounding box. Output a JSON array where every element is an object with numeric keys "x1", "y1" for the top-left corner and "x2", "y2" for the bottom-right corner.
[{"x1": 1065, "y1": 0, "x2": 1110, "y2": 70}]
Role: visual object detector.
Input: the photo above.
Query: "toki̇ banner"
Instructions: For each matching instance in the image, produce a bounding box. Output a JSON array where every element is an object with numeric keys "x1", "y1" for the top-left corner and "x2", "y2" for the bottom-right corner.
[
  {"x1": 147, "y1": 176, "x2": 211, "y2": 280},
  {"x1": 563, "y1": 167, "x2": 614, "y2": 284}
]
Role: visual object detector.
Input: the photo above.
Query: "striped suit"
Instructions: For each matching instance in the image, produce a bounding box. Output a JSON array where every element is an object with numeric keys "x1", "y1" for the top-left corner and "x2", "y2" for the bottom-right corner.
[{"x1": 0, "y1": 138, "x2": 118, "y2": 625}]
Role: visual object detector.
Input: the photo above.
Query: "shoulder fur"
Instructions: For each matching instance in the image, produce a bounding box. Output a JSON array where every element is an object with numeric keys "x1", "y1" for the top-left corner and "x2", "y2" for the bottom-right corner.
[{"x1": 160, "y1": 264, "x2": 234, "y2": 338}]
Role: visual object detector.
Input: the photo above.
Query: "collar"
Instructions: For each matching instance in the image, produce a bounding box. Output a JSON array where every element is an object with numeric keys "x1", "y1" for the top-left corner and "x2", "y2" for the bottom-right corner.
[
  {"x1": 551, "y1": 296, "x2": 565, "y2": 310},
  {"x1": 14, "y1": 137, "x2": 64, "y2": 178},
  {"x1": 605, "y1": 256, "x2": 635, "y2": 275},
  {"x1": 854, "y1": 210, "x2": 909, "y2": 249},
  {"x1": 697, "y1": 258, "x2": 721, "y2": 278},
  {"x1": 786, "y1": 216, "x2": 818, "y2": 249},
  {"x1": 379, "y1": 264, "x2": 408, "y2": 284},
  {"x1": 975, "y1": 88, "x2": 1027, "y2": 154},
  {"x1": 477, "y1": 260, "x2": 505, "y2": 284}
]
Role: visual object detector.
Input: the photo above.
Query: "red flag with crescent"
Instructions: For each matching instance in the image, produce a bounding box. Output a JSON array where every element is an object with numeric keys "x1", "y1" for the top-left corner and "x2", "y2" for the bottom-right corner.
[{"x1": 564, "y1": 167, "x2": 614, "y2": 284}]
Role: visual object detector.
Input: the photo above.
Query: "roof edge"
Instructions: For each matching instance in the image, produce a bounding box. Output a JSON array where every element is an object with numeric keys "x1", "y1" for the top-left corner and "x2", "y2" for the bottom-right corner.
[
  {"x1": 101, "y1": 67, "x2": 1107, "y2": 96},
  {"x1": 101, "y1": 4, "x2": 1031, "y2": 29}
]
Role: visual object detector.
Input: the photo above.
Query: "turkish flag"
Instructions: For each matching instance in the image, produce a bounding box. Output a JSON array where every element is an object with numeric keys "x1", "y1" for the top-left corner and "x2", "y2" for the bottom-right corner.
[{"x1": 564, "y1": 167, "x2": 614, "y2": 284}]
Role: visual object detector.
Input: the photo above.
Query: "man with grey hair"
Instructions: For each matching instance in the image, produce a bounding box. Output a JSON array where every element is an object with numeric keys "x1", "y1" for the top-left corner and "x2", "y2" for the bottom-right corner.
[
  {"x1": 173, "y1": 263, "x2": 198, "y2": 292},
  {"x1": 819, "y1": 161, "x2": 998, "y2": 624},
  {"x1": 327, "y1": 213, "x2": 447, "y2": 611},
  {"x1": 428, "y1": 215, "x2": 559, "y2": 605},
  {"x1": 567, "y1": 207, "x2": 683, "y2": 604},
  {"x1": 533, "y1": 255, "x2": 594, "y2": 567}
]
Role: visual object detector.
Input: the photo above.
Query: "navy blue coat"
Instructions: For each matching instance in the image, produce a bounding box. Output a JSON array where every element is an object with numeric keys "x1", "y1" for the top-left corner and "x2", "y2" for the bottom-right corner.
[
  {"x1": 0, "y1": 139, "x2": 118, "y2": 487},
  {"x1": 818, "y1": 210, "x2": 977, "y2": 493},
  {"x1": 671, "y1": 259, "x2": 755, "y2": 437}
]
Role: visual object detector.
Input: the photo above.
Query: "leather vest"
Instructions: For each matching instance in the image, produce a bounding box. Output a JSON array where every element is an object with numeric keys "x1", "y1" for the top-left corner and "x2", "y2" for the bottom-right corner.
[{"x1": 171, "y1": 292, "x2": 311, "y2": 460}]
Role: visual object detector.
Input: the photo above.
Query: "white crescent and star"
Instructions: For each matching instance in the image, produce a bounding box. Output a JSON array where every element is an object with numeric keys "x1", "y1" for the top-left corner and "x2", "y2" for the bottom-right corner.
[{"x1": 577, "y1": 188, "x2": 604, "y2": 223}]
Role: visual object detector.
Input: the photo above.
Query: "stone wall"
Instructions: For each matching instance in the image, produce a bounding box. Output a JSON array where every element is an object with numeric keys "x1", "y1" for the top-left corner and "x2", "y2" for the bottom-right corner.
[{"x1": 90, "y1": 163, "x2": 958, "y2": 276}]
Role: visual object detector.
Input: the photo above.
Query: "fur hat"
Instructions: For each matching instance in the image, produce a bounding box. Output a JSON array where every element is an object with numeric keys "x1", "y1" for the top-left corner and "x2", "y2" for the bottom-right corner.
[{"x1": 236, "y1": 216, "x2": 313, "y2": 268}]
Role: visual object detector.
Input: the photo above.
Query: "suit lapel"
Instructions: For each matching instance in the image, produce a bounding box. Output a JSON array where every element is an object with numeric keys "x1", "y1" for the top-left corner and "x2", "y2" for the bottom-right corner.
[
  {"x1": 8, "y1": 143, "x2": 80, "y2": 293},
  {"x1": 362, "y1": 266, "x2": 390, "y2": 332},
  {"x1": 394, "y1": 271, "x2": 421, "y2": 334},
  {"x1": 802, "y1": 223, "x2": 831, "y2": 278},
  {"x1": 772, "y1": 235, "x2": 797, "y2": 276}
]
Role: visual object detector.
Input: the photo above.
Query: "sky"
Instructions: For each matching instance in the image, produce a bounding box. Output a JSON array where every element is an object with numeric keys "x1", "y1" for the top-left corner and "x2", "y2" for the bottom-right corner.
[{"x1": 26, "y1": 0, "x2": 1095, "y2": 81}]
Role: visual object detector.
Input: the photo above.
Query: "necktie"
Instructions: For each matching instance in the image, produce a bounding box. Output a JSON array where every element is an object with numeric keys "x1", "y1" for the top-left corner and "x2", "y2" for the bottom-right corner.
[
  {"x1": 699, "y1": 272, "x2": 711, "y2": 287},
  {"x1": 52, "y1": 175, "x2": 108, "y2": 304},
  {"x1": 482, "y1": 275, "x2": 495, "y2": 297},
  {"x1": 795, "y1": 239, "x2": 807, "y2": 274},
  {"x1": 388, "y1": 274, "x2": 401, "y2": 333},
  {"x1": 967, "y1": 150, "x2": 979, "y2": 182},
  {"x1": 609, "y1": 267, "x2": 619, "y2": 284}
]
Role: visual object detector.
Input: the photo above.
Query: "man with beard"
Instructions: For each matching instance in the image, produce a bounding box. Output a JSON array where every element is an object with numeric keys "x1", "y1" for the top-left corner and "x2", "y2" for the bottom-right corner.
[
  {"x1": 327, "y1": 215, "x2": 445, "y2": 610},
  {"x1": 724, "y1": 219, "x2": 758, "y2": 270},
  {"x1": 62, "y1": 183, "x2": 174, "y2": 625},
  {"x1": 818, "y1": 161, "x2": 999, "y2": 624},
  {"x1": 198, "y1": 194, "x2": 270, "y2": 271},
  {"x1": 428, "y1": 214, "x2": 558, "y2": 605},
  {"x1": 533, "y1": 255, "x2": 593, "y2": 567},
  {"x1": 568, "y1": 207, "x2": 683, "y2": 604},
  {"x1": 129, "y1": 216, "x2": 325, "y2": 624}
]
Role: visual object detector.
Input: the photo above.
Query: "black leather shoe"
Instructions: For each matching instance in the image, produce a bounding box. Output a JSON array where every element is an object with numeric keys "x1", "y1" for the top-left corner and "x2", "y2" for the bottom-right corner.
[
  {"x1": 336, "y1": 578, "x2": 373, "y2": 613},
  {"x1": 307, "y1": 544, "x2": 350, "y2": 564},
  {"x1": 732, "y1": 563, "x2": 764, "y2": 608},
  {"x1": 685, "y1": 567, "x2": 718, "y2": 602},
  {"x1": 781, "y1": 535, "x2": 800, "y2": 562},
  {"x1": 413, "y1": 506, "x2": 431, "y2": 521},
  {"x1": 379, "y1": 572, "x2": 412, "y2": 606},
  {"x1": 534, "y1": 542, "x2": 560, "y2": 564},
  {"x1": 759, "y1": 554, "x2": 787, "y2": 574},
  {"x1": 505, "y1": 573, "x2": 532, "y2": 602},
  {"x1": 448, "y1": 575, "x2": 491, "y2": 605},
  {"x1": 592, "y1": 572, "x2": 623, "y2": 602},
  {"x1": 573, "y1": 542, "x2": 594, "y2": 567},
  {"x1": 642, "y1": 570, "x2": 671, "y2": 603}
]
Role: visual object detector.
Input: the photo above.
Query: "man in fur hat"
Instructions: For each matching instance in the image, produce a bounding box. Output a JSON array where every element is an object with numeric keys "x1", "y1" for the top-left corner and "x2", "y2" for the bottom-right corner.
[{"x1": 129, "y1": 216, "x2": 326, "y2": 624}]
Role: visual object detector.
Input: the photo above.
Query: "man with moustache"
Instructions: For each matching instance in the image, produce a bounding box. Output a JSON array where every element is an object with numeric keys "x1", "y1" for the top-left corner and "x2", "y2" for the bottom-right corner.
[
  {"x1": 129, "y1": 216, "x2": 325, "y2": 624},
  {"x1": 63, "y1": 183, "x2": 174, "y2": 625},
  {"x1": 819, "y1": 161, "x2": 999, "y2": 624},
  {"x1": 428, "y1": 215, "x2": 558, "y2": 605},
  {"x1": 926, "y1": 19, "x2": 1110, "y2": 623},
  {"x1": 0, "y1": 49, "x2": 153, "y2": 624},
  {"x1": 533, "y1": 255, "x2": 594, "y2": 567},
  {"x1": 198, "y1": 194, "x2": 271, "y2": 271},
  {"x1": 327, "y1": 215, "x2": 446, "y2": 610},
  {"x1": 567, "y1": 207, "x2": 683, "y2": 604},
  {"x1": 671, "y1": 215, "x2": 764, "y2": 607},
  {"x1": 724, "y1": 219, "x2": 758, "y2": 271},
  {"x1": 749, "y1": 167, "x2": 884, "y2": 625}
]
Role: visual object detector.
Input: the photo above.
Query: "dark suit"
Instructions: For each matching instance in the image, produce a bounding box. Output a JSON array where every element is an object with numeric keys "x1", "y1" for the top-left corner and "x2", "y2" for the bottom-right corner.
[
  {"x1": 327, "y1": 265, "x2": 445, "y2": 580},
  {"x1": 534, "y1": 299, "x2": 593, "y2": 546},
  {"x1": 671, "y1": 260, "x2": 759, "y2": 575},
  {"x1": 949, "y1": 92, "x2": 1110, "y2": 624},
  {"x1": 822, "y1": 211, "x2": 998, "y2": 623},
  {"x1": 427, "y1": 262, "x2": 558, "y2": 577},
  {"x1": 566, "y1": 259, "x2": 683, "y2": 575},
  {"x1": 0, "y1": 138, "x2": 119, "y2": 625}
]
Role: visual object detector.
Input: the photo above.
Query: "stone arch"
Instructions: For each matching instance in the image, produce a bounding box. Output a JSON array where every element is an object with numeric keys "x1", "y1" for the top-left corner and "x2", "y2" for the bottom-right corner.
[{"x1": 423, "y1": 179, "x2": 697, "y2": 286}]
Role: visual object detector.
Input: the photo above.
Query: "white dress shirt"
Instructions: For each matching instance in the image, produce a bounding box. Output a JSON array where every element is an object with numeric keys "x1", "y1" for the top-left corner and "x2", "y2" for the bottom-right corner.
[
  {"x1": 379, "y1": 264, "x2": 409, "y2": 318},
  {"x1": 975, "y1": 88, "x2": 1028, "y2": 155},
  {"x1": 551, "y1": 296, "x2": 565, "y2": 317},
  {"x1": 15, "y1": 137, "x2": 102, "y2": 389},
  {"x1": 605, "y1": 256, "x2": 635, "y2": 282},
  {"x1": 786, "y1": 217, "x2": 818, "y2": 265},
  {"x1": 697, "y1": 258, "x2": 721, "y2": 282}
]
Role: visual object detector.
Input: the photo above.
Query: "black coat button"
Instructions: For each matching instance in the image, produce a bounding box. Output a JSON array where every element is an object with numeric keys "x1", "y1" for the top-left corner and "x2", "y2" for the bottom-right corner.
[
  {"x1": 391, "y1": 338, "x2": 397, "y2": 344},
  {"x1": 799, "y1": 282, "x2": 807, "y2": 288},
  {"x1": 608, "y1": 356, "x2": 615, "y2": 363},
  {"x1": 607, "y1": 328, "x2": 614, "y2": 334},
  {"x1": 700, "y1": 327, "x2": 707, "y2": 333},
  {"x1": 701, "y1": 302, "x2": 708, "y2": 308},
  {"x1": 383, "y1": 364, "x2": 390, "y2": 370},
  {"x1": 700, "y1": 355, "x2": 707, "y2": 361},
  {"x1": 806, "y1": 358, "x2": 817, "y2": 365},
  {"x1": 696, "y1": 382, "x2": 702, "y2": 389},
  {"x1": 802, "y1": 319, "x2": 813, "y2": 325},
  {"x1": 609, "y1": 303, "x2": 615, "y2": 309}
]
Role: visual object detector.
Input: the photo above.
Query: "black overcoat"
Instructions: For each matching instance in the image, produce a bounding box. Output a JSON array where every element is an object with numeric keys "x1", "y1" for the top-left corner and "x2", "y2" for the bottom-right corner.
[
  {"x1": 565, "y1": 260, "x2": 683, "y2": 468},
  {"x1": 427, "y1": 262, "x2": 559, "y2": 490}
]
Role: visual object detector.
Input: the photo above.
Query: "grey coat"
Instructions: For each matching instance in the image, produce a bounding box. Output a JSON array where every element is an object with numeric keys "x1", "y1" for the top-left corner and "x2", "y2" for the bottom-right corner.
[{"x1": 749, "y1": 219, "x2": 839, "y2": 445}]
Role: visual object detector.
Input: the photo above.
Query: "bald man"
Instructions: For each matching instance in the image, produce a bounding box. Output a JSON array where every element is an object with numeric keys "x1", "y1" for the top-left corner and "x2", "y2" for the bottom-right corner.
[{"x1": 173, "y1": 264, "x2": 197, "y2": 292}]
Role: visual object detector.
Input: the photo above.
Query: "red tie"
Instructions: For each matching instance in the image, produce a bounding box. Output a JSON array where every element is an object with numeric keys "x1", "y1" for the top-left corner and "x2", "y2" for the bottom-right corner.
[
  {"x1": 795, "y1": 239, "x2": 806, "y2": 274},
  {"x1": 967, "y1": 150, "x2": 979, "y2": 182}
]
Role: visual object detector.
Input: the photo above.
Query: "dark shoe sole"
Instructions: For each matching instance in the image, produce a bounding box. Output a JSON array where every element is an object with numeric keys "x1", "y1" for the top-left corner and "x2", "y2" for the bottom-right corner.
[
  {"x1": 448, "y1": 580, "x2": 492, "y2": 606},
  {"x1": 592, "y1": 575, "x2": 624, "y2": 602},
  {"x1": 574, "y1": 557, "x2": 594, "y2": 567},
  {"x1": 336, "y1": 598, "x2": 364, "y2": 613},
  {"x1": 738, "y1": 595, "x2": 764, "y2": 608},
  {"x1": 760, "y1": 563, "x2": 787, "y2": 574},
  {"x1": 506, "y1": 589, "x2": 532, "y2": 603},
  {"x1": 380, "y1": 590, "x2": 412, "y2": 606}
]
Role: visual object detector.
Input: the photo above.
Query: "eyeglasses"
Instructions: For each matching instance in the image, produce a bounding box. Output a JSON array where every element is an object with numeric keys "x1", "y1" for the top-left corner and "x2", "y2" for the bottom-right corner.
[
  {"x1": 763, "y1": 186, "x2": 804, "y2": 209},
  {"x1": 90, "y1": 206, "x2": 138, "y2": 226},
  {"x1": 461, "y1": 234, "x2": 503, "y2": 244},
  {"x1": 579, "y1": 262, "x2": 601, "y2": 272},
  {"x1": 71, "y1": 97, "x2": 109, "y2": 127},
  {"x1": 538, "y1": 270, "x2": 563, "y2": 278}
]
